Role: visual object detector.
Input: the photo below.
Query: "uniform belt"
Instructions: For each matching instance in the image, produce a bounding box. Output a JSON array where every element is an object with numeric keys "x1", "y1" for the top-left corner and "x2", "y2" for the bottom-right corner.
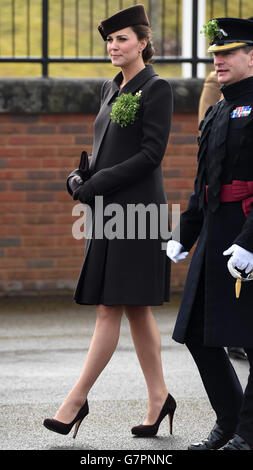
[{"x1": 205, "y1": 180, "x2": 253, "y2": 218}]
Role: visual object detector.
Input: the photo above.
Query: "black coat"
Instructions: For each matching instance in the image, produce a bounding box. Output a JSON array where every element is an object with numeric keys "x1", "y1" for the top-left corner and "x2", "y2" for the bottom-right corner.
[
  {"x1": 67, "y1": 65, "x2": 173, "y2": 306},
  {"x1": 172, "y1": 77, "x2": 253, "y2": 347}
]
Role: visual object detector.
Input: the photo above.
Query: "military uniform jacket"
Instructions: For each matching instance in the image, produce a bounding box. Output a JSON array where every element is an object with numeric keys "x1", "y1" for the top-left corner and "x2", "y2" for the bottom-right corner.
[
  {"x1": 172, "y1": 76, "x2": 253, "y2": 347},
  {"x1": 67, "y1": 65, "x2": 173, "y2": 306}
]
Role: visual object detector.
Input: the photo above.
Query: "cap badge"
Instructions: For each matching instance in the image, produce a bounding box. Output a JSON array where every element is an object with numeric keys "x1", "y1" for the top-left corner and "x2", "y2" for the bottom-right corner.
[{"x1": 219, "y1": 28, "x2": 228, "y2": 37}]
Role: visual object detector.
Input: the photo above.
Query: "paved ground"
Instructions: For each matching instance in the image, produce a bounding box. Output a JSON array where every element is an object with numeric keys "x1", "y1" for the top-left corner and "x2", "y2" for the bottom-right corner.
[{"x1": 0, "y1": 295, "x2": 250, "y2": 451}]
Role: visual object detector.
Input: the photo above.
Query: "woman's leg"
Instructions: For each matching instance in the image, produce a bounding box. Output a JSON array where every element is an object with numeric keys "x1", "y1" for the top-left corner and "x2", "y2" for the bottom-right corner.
[
  {"x1": 125, "y1": 305, "x2": 168, "y2": 425},
  {"x1": 54, "y1": 304, "x2": 123, "y2": 423}
]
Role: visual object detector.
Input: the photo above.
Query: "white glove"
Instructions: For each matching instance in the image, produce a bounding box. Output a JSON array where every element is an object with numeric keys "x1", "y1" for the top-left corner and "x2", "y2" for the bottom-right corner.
[
  {"x1": 223, "y1": 244, "x2": 253, "y2": 274},
  {"x1": 166, "y1": 240, "x2": 189, "y2": 263}
]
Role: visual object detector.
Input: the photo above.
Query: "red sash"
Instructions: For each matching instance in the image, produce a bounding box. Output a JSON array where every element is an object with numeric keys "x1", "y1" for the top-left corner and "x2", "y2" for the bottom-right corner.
[{"x1": 205, "y1": 180, "x2": 253, "y2": 218}]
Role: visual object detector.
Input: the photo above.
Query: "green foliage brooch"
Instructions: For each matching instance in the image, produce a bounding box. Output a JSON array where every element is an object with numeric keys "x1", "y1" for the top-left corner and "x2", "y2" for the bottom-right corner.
[
  {"x1": 200, "y1": 19, "x2": 222, "y2": 42},
  {"x1": 110, "y1": 90, "x2": 142, "y2": 127}
]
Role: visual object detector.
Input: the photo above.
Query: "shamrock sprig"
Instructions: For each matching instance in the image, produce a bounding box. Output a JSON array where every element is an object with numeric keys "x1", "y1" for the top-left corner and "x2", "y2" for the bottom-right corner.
[
  {"x1": 200, "y1": 19, "x2": 222, "y2": 42},
  {"x1": 110, "y1": 90, "x2": 142, "y2": 128}
]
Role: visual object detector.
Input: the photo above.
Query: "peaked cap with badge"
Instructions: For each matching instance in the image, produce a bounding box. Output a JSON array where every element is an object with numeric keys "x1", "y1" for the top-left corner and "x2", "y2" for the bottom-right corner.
[
  {"x1": 98, "y1": 4, "x2": 150, "y2": 40},
  {"x1": 207, "y1": 17, "x2": 253, "y2": 53}
]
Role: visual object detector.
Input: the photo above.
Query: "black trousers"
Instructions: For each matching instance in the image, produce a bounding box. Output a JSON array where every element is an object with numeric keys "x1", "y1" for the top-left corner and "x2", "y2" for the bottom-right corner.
[{"x1": 185, "y1": 271, "x2": 253, "y2": 446}]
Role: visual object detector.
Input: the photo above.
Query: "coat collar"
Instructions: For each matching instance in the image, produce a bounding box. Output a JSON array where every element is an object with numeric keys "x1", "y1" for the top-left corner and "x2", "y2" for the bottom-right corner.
[
  {"x1": 104, "y1": 64, "x2": 158, "y2": 106},
  {"x1": 113, "y1": 64, "x2": 158, "y2": 96},
  {"x1": 221, "y1": 76, "x2": 253, "y2": 102}
]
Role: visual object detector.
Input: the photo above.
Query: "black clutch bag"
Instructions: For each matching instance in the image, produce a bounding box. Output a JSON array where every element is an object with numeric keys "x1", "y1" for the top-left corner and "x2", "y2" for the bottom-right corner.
[
  {"x1": 78, "y1": 150, "x2": 90, "y2": 182},
  {"x1": 66, "y1": 150, "x2": 90, "y2": 195}
]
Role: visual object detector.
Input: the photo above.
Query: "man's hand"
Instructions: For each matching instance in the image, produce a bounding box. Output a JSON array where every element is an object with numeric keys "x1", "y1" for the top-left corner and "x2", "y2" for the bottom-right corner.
[
  {"x1": 166, "y1": 240, "x2": 189, "y2": 263},
  {"x1": 223, "y1": 244, "x2": 253, "y2": 274}
]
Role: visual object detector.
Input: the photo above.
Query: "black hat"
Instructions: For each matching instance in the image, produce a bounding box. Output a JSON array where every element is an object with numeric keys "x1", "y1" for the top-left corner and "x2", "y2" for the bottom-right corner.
[
  {"x1": 98, "y1": 4, "x2": 150, "y2": 41},
  {"x1": 207, "y1": 17, "x2": 253, "y2": 52}
]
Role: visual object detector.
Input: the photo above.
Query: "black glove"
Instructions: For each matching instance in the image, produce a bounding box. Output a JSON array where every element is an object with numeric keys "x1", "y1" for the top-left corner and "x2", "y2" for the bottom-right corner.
[
  {"x1": 68, "y1": 175, "x2": 83, "y2": 193},
  {"x1": 72, "y1": 179, "x2": 96, "y2": 204}
]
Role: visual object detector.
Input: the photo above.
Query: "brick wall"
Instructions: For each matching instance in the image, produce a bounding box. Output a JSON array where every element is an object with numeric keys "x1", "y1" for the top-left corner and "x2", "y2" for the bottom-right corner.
[{"x1": 0, "y1": 111, "x2": 199, "y2": 296}]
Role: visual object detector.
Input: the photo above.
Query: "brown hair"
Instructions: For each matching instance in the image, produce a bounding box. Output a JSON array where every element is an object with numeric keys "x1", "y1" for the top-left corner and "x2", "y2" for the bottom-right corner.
[{"x1": 131, "y1": 24, "x2": 155, "y2": 64}]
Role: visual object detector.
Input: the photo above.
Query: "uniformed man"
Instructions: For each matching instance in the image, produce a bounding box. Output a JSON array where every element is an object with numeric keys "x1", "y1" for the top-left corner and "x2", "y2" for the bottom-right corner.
[
  {"x1": 199, "y1": 71, "x2": 248, "y2": 363},
  {"x1": 167, "y1": 17, "x2": 253, "y2": 450}
]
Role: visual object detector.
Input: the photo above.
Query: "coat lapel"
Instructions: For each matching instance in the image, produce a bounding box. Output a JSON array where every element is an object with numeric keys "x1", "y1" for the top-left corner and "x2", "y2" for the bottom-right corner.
[
  {"x1": 90, "y1": 65, "x2": 157, "y2": 173},
  {"x1": 89, "y1": 81, "x2": 119, "y2": 173},
  {"x1": 118, "y1": 64, "x2": 157, "y2": 96}
]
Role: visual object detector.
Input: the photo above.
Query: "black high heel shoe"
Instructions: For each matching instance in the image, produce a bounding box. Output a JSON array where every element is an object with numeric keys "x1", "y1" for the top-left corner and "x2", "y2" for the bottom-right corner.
[
  {"x1": 131, "y1": 394, "x2": 176, "y2": 437},
  {"x1": 43, "y1": 400, "x2": 89, "y2": 438}
]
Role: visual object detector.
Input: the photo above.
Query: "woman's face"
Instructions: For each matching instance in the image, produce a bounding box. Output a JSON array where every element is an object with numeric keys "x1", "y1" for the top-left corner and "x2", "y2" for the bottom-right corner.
[{"x1": 106, "y1": 27, "x2": 147, "y2": 68}]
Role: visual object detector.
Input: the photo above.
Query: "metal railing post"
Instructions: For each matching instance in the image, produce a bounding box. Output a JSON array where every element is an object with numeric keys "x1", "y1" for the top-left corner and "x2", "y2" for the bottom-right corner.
[
  {"x1": 42, "y1": 0, "x2": 49, "y2": 77},
  {"x1": 192, "y1": 0, "x2": 198, "y2": 78}
]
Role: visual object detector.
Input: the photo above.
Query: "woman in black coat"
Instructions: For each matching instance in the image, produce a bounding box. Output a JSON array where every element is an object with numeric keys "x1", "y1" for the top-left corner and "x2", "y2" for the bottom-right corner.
[{"x1": 43, "y1": 5, "x2": 176, "y2": 439}]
